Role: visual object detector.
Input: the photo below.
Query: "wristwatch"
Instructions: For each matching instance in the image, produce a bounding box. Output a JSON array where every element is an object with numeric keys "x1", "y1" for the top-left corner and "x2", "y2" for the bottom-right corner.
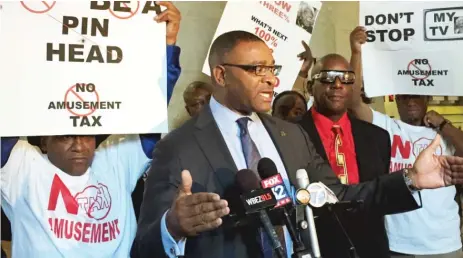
[{"x1": 403, "y1": 168, "x2": 419, "y2": 191}]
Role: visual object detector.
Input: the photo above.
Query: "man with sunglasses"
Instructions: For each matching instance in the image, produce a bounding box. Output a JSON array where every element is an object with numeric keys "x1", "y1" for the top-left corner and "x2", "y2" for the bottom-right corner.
[
  {"x1": 350, "y1": 26, "x2": 463, "y2": 258},
  {"x1": 295, "y1": 53, "x2": 394, "y2": 258},
  {"x1": 133, "y1": 30, "x2": 463, "y2": 258}
]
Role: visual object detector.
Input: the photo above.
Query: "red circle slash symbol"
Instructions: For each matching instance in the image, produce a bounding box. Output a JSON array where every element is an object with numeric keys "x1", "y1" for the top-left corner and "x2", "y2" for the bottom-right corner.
[
  {"x1": 109, "y1": 1, "x2": 140, "y2": 19},
  {"x1": 64, "y1": 84, "x2": 100, "y2": 117},
  {"x1": 407, "y1": 59, "x2": 432, "y2": 80},
  {"x1": 21, "y1": 1, "x2": 56, "y2": 14}
]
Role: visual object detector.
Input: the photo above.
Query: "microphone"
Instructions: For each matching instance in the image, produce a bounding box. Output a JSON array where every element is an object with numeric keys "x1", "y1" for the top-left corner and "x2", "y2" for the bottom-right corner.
[
  {"x1": 258, "y1": 158, "x2": 305, "y2": 253},
  {"x1": 306, "y1": 182, "x2": 339, "y2": 208},
  {"x1": 258, "y1": 158, "x2": 292, "y2": 208},
  {"x1": 236, "y1": 169, "x2": 286, "y2": 258},
  {"x1": 295, "y1": 169, "x2": 322, "y2": 258}
]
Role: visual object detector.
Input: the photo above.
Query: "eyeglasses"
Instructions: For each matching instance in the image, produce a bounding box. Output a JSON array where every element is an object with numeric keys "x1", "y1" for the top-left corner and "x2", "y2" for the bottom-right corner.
[
  {"x1": 221, "y1": 63, "x2": 282, "y2": 76},
  {"x1": 312, "y1": 70, "x2": 356, "y2": 84}
]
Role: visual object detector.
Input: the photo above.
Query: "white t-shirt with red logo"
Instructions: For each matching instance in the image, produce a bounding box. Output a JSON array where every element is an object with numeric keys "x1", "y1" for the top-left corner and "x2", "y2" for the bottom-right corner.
[
  {"x1": 372, "y1": 110, "x2": 461, "y2": 255},
  {"x1": 1, "y1": 135, "x2": 149, "y2": 258}
]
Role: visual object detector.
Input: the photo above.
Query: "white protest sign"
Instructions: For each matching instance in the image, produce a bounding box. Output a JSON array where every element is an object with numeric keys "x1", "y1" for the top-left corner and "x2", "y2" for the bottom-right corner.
[
  {"x1": 0, "y1": 1, "x2": 167, "y2": 137},
  {"x1": 202, "y1": 1, "x2": 322, "y2": 95},
  {"x1": 360, "y1": 2, "x2": 463, "y2": 97}
]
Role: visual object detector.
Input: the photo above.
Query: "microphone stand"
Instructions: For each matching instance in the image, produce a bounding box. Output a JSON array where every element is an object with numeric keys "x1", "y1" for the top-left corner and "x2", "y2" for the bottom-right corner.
[
  {"x1": 328, "y1": 206, "x2": 358, "y2": 258},
  {"x1": 292, "y1": 205, "x2": 320, "y2": 258}
]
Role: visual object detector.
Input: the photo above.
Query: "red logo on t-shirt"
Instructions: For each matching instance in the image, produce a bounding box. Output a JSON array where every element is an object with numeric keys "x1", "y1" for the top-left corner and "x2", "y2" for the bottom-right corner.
[
  {"x1": 47, "y1": 175, "x2": 120, "y2": 243},
  {"x1": 412, "y1": 137, "x2": 442, "y2": 157},
  {"x1": 47, "y1": 175, "x2": 112, "y2": 220},
  {"x1": 391, "y1": 135, "x2": 411, "y2": 159}
]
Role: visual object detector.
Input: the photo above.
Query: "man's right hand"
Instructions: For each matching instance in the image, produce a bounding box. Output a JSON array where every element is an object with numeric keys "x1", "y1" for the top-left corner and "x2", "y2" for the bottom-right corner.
[
  {"x1": 166, "y1": 170, "x2": 230, "y2": 241},
  {"x1": 350, "y1": 26, "x2": 367, "y2": 54}
]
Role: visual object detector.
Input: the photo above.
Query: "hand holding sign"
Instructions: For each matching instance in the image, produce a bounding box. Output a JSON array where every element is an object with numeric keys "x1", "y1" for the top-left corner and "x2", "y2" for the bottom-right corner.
[
  {"x1": 350, "y1": 26, "x2": 367, "y2": 54},
  {"x1": 154, "y1": 1, "x2": 181, "y2": 45},
  {"x1": 423, "y1": 110, "x2": 446, "y2": 129}
]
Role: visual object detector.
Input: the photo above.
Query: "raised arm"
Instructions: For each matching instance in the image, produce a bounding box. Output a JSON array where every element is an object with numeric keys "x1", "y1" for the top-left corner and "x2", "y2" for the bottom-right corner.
[
  {"x1": 292, "y1": 40, "x2": 315, "y2": 96},
  {"x1": 301, "y1": 123, "x2": 463, "y2": 216},
  {"x1": 1, "y1": 137, "x2": 19, "y2": 168},
  {"x1": 139, "y1": 1, "x2": 182, "y2": 158},
  {"x1": 349, "y1": 26, "x2": 373, "y2": 123},
  {"x1": 298, "y1": 125, "x2": 418, "y2": 215},
  {"x1": 423, "y1": 111, "x2": 463, "y2": 157}
]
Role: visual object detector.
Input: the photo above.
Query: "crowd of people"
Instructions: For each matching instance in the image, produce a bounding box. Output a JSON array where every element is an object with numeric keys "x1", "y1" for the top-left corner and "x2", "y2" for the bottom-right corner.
[{"x1": 2, "y1": 2, "x2": 463, "y2": 258}]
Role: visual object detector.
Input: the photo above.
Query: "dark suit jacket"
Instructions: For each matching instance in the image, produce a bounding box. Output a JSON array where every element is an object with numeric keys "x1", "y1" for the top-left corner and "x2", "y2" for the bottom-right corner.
[
  {"x1": 131, "y1": 105, "x2": 419, "y2": 258},
  {"x1": 299, "y1": 110, "x2": 393, "y2": 258}
]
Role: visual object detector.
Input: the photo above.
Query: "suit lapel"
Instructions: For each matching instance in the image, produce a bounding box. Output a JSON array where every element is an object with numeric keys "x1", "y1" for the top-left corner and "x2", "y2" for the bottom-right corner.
[
  {"x1": 259, "y1": 114, "x2": 298, "y2": 184},
  {"x1": 299, "y1": 110, "x2": 328, "y2": 160},
  {"x1": 194, "y1": 105, "x2": 238, "y2": 191}
]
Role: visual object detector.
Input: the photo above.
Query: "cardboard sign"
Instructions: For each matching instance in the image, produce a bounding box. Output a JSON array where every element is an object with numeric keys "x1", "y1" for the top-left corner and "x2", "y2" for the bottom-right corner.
[
  {"x1": 0, "y1": 1, "x2": 167, "y2": 136},
  {"x1": 360, "y1": 2, "x2": 463, "y2": 97}
]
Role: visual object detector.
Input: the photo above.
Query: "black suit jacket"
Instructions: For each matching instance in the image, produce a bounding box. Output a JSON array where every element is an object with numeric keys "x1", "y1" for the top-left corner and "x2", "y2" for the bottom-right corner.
[
  {"x1": 131, "y1": 105, "x2": 419, "y2": 258},
  {"x1": 299, "y1": 110, "x2": 393, "y2": 258}
]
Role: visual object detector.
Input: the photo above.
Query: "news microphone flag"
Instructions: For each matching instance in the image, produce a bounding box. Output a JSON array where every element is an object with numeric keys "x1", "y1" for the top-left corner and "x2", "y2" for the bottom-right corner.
[
  {"x1": 260, "y1": 174, "x2": 291, "y2": 208},
  {"x1": 240, "y1": 188, "x2": 277, "y2": 214}
]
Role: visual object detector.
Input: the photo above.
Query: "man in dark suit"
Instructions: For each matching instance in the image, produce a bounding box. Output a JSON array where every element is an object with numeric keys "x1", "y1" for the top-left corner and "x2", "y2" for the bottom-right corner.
[
  {"x1": 297, "y1": 53, "x2": 393, "y2": 257},
  {"x1": 131, "y1": 30, "x2": 463, "y2": 258}
]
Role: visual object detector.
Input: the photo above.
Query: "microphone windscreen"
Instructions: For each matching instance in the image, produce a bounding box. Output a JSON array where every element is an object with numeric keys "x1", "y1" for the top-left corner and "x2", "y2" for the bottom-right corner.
[
  {"x1": 235, "y1": 169, "x2": 261, "y2": 193},
  {"x1": 257, "y1": 158, "x2": 278, "y2": 179},
  {"x1": 295, "y1": 169, "x2": 310, "y2": 189}
]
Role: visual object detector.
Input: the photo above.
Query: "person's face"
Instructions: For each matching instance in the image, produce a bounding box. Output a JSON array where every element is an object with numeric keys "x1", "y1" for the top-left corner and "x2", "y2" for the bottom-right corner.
[
  {"x1": 312, "y1": 59, "x2": 353, "y2": 116},
  {"x1": 185, "y1": 88, "x2": 211, "y2": 117},
  {"x1": 395, "y1": 95, "x2": 429, "y2": 124},
  {"x1": 41, "y1": 136, "x2": 96, "y2": 176},
  {"x1": 273, "y1": 94, "x2": 306, "y2": 123},
  {"x1": 216, "y1": 41, "x2": 278, "y2": 114},
  {"x1": 301, "y1": 7, "x2": 315, "y2": 27},
  {"x1": 289, "y1": 96, "x2": 307, "y2": 122}
]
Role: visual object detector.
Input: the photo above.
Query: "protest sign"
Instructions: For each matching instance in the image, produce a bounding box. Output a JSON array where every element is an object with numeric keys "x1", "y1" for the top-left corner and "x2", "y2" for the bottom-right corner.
[
  {"x1": 202, "y1": 1, "x2": 322, "y2": 96},
  {"x1": 0, "y1": 1, "x2": 167, "y2": 136},
  {"x1": 360, "y1": 2, "x2": 463, "y2": 97}
]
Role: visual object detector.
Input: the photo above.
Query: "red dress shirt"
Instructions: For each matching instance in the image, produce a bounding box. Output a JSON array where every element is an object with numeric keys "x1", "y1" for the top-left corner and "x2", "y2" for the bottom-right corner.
[{"x1": 311, "y1": 108, "x2": 359, "y2": 184}]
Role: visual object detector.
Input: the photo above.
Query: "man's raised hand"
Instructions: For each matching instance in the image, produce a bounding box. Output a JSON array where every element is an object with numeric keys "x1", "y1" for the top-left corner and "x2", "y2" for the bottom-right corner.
[
  {"x1": 411, "y1": 135, "x2": 463, "y2": 189},
  {"x1": 154, "y1": 1, "x2": 181, "y2": 45},
  {"x1": 350, "y1": 26, "x2": 366, "y2": 54},
  {"x1": 166, "y1": 170, "x2": 230, "y2": 241}
]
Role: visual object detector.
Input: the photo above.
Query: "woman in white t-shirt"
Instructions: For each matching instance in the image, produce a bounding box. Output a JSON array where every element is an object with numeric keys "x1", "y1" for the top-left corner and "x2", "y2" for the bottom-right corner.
[{"x1": 349, "y1": 26, "x2": 463, "y2": 258}]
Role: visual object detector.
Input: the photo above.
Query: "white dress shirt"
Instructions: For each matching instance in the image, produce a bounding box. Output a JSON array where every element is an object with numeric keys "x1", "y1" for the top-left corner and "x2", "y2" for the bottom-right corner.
[{"x1": 161, "y1": 96, "x2": 294, "y2": 257}]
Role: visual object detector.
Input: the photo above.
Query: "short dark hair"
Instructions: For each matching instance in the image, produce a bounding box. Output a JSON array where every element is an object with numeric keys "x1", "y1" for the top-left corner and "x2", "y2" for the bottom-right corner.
[
  {"x1": 183, "y1": 81, "x2": 212, "y2": 102},
  {"x1": 208, "y1": 30, "x2": 264, "y2": 69},
  {"x1": 272, "y1": 91, "x2": 308, "y2": 114}
]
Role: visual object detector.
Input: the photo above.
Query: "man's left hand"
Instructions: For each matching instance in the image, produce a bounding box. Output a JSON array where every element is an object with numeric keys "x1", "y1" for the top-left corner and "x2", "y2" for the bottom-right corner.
[
  {"x1": 411, "y1": 134, "x2": 463, "y2": 189},
  {"x1": 297, "y1": 40, "x2": 314, "y2": 78},
  {"x1": 424, "y1": 110, "x2": 445, "y2": 129},
  {"x1": 154, "y1": 1, "x2": 181, "y2": 45}
]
